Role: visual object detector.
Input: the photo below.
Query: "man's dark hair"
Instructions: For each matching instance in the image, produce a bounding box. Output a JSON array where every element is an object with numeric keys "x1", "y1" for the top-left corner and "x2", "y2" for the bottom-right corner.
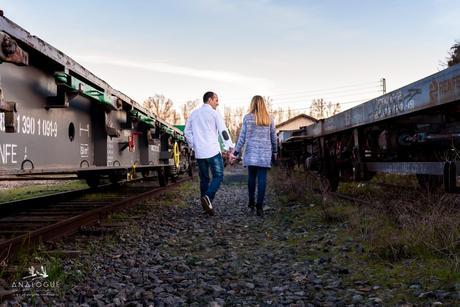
[{"x1": 203, "y1": 91, "x2": 215, "y2": 103}]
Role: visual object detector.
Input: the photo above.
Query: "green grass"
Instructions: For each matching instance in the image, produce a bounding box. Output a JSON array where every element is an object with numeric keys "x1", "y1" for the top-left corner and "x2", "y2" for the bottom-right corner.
[
  {"x1": 2, "y1": 243, "x2": 86, "y2": 300},
  {"x1": 268, "y1": 167, "x2": 460, "y2": 304},
  {"x1": 271, "y1": 198, "x2": 460, "y2": 303},
  {"x1": 0, "y1": 180, "x2": 87, "y2": 204}
]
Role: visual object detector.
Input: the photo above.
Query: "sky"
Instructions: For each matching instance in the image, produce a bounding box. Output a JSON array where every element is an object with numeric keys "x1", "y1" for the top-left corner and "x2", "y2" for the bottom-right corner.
[{"x1": 2, "y1": 0, "x2": 459, "y2": 114}]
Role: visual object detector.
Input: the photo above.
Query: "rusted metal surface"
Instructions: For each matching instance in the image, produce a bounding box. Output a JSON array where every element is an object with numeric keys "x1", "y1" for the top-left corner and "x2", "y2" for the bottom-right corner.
[
  {"x1": 0, "y1": 13, "x2": 190, "y2": 182},
  {"x1": 0, "y1": 31, "x2": 28, "y2": 65},
  {"x1": 365, "y1": 161, "x2": 460, "y2": 176},
  {"x1": 305, "y1": 64, "x2": 460, "y2": 137},
  {"x1": 0, "y1": 177, "x2": 190, "y2": 261},
  {"x1": 0, "y1": 15, "x2": 181, "y2": 133}
]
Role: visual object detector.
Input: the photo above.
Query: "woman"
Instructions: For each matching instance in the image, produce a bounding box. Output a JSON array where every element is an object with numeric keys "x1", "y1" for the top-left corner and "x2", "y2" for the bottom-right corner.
[{"x1": 233, "y1": 95, "x2": 277, "y2": 217}]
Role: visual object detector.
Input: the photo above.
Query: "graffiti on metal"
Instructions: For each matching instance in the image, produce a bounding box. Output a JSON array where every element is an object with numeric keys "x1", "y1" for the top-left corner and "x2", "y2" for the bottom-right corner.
[
  {"x1": 372, "y1": 89, "x2": 418, "y2": 121},
  {"x1": 430, "y1": 74, "x2": 460, "y2": 105},
  {"x1": 366, "y1": 162, "x2": 444, "y2": 175}
]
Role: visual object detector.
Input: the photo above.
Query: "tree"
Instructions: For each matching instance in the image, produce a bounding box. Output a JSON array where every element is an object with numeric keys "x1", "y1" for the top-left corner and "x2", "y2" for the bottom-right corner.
[
  {"x1": 448, "y1": 41, "x2": 460, "y2": 67},
  {"x1": 326, "y1": 101, "x2": 341, "y2": 118},
  {"x1": 233, "y1": 107, "x2": 244, "y2": 139},
  {"x1": 143, "y1": 94, "x2": 174, "y2": 122},
  {"x1": 270, "y1": 107, "x2": 283, "y2": 125},
  {"x1": 221, "y1": 106, "x2": 245, "y2": 140},
  {"x1": 309, "y1": 98, "x2": 341, "y2": 119},
  {"x1": 287, "y1": 107, "x2": 294, "y2": 120},
  {"x1": 171, "y1": 110, "x2": 180, "y2": 125},
  {"x1": 181, "y1": 99, "x2": 199, "y2": 123},
  {"x1": 223, "y1": 106, "x2": 233, "y2": 132},
  {"x1": 264, "y1": 96, "x2": 273, "y2": 113}
]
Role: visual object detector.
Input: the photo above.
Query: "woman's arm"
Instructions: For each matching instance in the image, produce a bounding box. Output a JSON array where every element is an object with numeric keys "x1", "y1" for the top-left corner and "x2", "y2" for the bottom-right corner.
[
  {"x1": 234, "y1": 115, "x2": 248, "y2": 155},
  {"x1": 270, "y1": 119, "x2": 277, "y2": 154}
]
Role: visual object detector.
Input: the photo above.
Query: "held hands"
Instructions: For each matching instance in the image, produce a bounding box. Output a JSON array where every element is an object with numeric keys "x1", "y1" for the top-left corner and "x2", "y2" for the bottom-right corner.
[
  {"x1": 271, "y1": 152, "x2": 278, "y2": 165},
  {"x1": 227, "y1": 148, "x2": 237, "y2": 165},
  {"x1": 223, "y1": 148, "x2": 238, "y2": 165}
]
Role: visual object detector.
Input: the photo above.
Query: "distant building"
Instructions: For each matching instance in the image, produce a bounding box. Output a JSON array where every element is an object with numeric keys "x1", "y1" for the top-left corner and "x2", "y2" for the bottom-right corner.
[
  {"x1": 276, "y1": 114, "x2": 317, "y2": 144},
  {"x1": 276, "y1": 114, "x2": 316, "y2": 134}
]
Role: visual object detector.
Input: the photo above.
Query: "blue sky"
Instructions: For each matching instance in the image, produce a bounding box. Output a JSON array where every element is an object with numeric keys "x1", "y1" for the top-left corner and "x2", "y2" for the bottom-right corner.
[{"x1": 2, "y1": 0, "x2": 459, "y2": 112}]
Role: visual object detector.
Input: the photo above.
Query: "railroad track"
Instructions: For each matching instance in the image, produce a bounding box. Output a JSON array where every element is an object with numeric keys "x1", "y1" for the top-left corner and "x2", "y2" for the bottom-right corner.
[
  {"x1": 329, "y1": 181, "x2": 424, "y2": 206},
  {"x1": 330, "y1": 192, "x2": 372, "y2": 206},
  {"x1": 0, "y1": 177, "x2": 191, "y2": 262}
]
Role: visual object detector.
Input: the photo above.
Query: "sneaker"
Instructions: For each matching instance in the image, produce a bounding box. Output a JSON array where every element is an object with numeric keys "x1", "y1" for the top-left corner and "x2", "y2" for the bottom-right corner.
[{"x1": 200, "y1": 195, "x2": 214, "y2": 215}]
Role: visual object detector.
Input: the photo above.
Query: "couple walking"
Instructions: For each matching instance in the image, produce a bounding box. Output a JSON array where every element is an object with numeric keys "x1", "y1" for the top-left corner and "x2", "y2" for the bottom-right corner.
[{"x1": 184, "y1": 91, "x2": 277, "y2": 217}]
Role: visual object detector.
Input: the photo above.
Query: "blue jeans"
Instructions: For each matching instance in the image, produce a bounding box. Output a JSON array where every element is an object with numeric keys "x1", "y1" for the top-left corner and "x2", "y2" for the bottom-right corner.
[
  {"x1": 248, "y1": 166, "x2": 268, "y2": 208},
  {"x1": 196, "y1": 153, "x2": 224, "y2": 202}
]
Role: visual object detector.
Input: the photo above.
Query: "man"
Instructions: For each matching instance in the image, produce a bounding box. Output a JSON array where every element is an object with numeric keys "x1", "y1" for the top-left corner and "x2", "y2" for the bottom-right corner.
[{"x1": 184, "y1": 91, "x2": 234, "y2": 215}]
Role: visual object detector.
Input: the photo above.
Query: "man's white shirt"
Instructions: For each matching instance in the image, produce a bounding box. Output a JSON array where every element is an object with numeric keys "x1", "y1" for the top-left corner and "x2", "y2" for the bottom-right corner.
[{"x1": 184, "y1": 104, "x2": 234, "y2": 159}]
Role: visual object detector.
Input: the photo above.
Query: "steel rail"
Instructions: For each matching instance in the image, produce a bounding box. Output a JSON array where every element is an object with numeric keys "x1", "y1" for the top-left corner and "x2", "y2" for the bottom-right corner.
[
  {"x1": 330, "y1": 192, "x2": 372, "y2": 206},
  {"x1": 0, "y1": 175, "x2": 164, "y2": 214},
  {"x1": 0, "y1": 177, "x2": 190, "y2": 261}
]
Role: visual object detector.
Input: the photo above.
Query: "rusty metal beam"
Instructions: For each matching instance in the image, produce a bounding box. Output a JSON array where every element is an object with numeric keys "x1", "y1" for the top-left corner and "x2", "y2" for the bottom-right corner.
[{"x1": 0, "y1": 178, "x2": 190, "y2": 261}]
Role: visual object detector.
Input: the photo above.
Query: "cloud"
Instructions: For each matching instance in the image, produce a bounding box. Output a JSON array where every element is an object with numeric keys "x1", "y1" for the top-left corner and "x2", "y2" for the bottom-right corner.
[{"x1": 74, "y1": 54, "x2": 271, "y2": 86}]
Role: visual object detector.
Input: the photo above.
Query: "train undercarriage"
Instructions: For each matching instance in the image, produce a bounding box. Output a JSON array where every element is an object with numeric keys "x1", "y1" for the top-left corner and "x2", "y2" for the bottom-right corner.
[{"x1": 280, "y1": 74, "x2": 460, "y2": 193}]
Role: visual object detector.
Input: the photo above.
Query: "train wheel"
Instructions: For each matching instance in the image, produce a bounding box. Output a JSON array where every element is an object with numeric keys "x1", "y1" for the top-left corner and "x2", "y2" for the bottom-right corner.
[
  {"x1": 86, "y1": 176, "x2": 100, "y2": 188},
  {"x1": 158, "y1": 168, "x2": 168, "y2": 187},
  {"x1": 353, "y1": 162, "x2": 375, "y2": 181},
  {"x1": 416, "y1": 174, "x2": 443, "y2": 192},
  {"x1": 142, "y1": 170, "x2": 150, "y2": 178},
  {"x1": 320, "y1": 161, "x2": 339, "y2": 192},
  {"x1": 109, "y1": 171, "x2": 125, "y2": 185},
  {"x1": 173, "y1": 142, "x2": 180, "y2": 169},
  {"x1": 187, "y1": 161, "x2": 194, "y2": 177},
  {"x1": 169, "y1": 166, "x2": 178, "y2": 183},
  {"x1": 319, "y1": 175, "x2": 339, "y2": 192}
]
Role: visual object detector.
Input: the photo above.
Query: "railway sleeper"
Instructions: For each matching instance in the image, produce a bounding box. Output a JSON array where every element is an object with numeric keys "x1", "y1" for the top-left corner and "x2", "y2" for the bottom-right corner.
[{"x1": 79, "y1": 225, "x2": 119, "y2": 236}]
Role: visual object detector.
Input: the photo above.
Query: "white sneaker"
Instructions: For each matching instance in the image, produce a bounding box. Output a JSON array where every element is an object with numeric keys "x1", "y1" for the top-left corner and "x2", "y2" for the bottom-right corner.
[{"x1": 200, "y1": 195, "x2": 214, "y2": 215}]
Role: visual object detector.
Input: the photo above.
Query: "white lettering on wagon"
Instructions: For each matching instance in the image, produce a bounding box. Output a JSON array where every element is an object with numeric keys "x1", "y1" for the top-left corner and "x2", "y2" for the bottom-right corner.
[
  {"x1": 0, "y1": 143, "x2": 17, "y2": 164},
  {"x1": 80, "y1": 144, "x2": 89, "y2": 158},
  {"x1": 79, "y1": 123, "x2": 90, "y2": 137},
  {"x1": 39, "y1": 118, "x2": 58, "y2": 137},
  {"x1": 3, "y1": 114, "x2": 58, "y2": 138},
  {"x1": 150, "y1": 145, "x2": 160, "y2": 152},
  {"x1": 107, "y1": 141, "x2": 114, "y2": 165},
  {"x1": 0, "y1": 113, "x2": 4, "y2": 132}
]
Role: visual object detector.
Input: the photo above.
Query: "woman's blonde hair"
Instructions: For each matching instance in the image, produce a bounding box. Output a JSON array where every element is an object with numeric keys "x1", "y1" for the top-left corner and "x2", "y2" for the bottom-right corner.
[{"x1": 249, "y1": 95, "x2": 270, "y2": 126}]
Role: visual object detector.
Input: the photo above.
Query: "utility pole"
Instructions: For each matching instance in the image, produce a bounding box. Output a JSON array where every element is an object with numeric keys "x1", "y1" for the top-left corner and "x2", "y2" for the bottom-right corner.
[{"x1": 380, "y1": 78, "x2": 386, "y2": 95}]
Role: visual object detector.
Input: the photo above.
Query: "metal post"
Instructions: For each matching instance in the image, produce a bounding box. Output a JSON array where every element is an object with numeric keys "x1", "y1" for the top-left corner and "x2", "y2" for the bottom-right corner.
[{"x1": 380, "y1": 78, "x2": 386, "y2": 94}]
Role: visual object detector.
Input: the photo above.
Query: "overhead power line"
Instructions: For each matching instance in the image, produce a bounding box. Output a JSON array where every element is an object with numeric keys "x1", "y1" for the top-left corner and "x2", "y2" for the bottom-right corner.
[
  {"x1": 224, "y1": 80, "x2": 381, "y2": 102},
  {"x1": 223, "y1": 97, "x2": 373, "y2": 119}
]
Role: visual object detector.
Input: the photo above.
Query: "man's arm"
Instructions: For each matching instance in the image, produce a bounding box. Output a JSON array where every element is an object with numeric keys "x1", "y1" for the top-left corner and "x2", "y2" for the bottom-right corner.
[
  {"x1": 215, "y1": 111, "x2": 235, "y2": 151},
  {"x1": 184, "y1": 115, "x2": 194, "y2": 149}
]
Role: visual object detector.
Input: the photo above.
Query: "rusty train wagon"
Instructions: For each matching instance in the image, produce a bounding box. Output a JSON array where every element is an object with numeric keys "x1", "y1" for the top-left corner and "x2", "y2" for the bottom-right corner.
[
  {"x1": 0, "y1": 13, "x2": 191, "y2": 187},
  {"x1": 280, "y1": 62, "x2": 460, "y2": 193}
]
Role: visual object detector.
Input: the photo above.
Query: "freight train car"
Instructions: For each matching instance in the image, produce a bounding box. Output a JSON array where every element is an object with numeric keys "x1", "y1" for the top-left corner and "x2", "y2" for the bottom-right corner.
[
  {"x1": 280, "y1": 60, "x2": 460, "y2": 193},
  {"x1": 0, "y1": 12, "x2": 191, "y2": 187}
]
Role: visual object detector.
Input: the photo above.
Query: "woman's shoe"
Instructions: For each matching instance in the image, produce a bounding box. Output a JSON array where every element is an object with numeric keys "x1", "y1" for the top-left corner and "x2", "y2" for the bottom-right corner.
[
  {"x1": 248, "y1": 201, "x2": 255, "y2": 216},
  {"x1": 256, "y1": 207, "x2": 264, "y2": 217}
]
